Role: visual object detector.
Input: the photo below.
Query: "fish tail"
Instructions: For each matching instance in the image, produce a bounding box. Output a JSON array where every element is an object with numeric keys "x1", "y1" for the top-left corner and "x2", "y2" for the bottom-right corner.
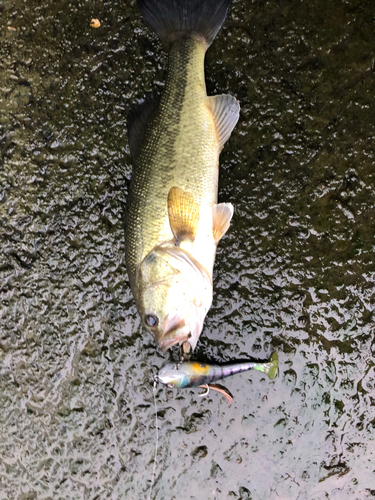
[
  {"x1": 137, "y1": 0, "x2": 231, "y2": 48},
  {"x1": 254, "y1": 353, "x2": 279, "y2": 381}
]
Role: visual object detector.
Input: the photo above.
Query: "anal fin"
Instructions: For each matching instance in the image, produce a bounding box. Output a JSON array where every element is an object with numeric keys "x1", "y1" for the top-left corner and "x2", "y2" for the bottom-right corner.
[{"x1": 205, "y1": 94, "x2": 240, "y2": 148}]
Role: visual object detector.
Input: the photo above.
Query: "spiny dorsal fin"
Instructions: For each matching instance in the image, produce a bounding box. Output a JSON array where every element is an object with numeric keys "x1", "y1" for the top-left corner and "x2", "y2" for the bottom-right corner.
[
  {"x1": 205, "y1": 94, "x2": 240, "y2": 148},
  {"x1": 212, "y1": 202, "x2": 234, "y2": 244},
  {"x1": 127, "y1": 93, "x2": 160, "y2": 160},
  {"x1": 168, "y1": 187, "x2": 200, "y2": 246}
]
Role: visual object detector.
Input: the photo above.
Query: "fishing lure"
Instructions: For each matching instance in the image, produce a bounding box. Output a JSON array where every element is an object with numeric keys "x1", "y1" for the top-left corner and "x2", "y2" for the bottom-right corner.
[{"x1": 156, "y1": 353, "x2": 279, "y2": 403}]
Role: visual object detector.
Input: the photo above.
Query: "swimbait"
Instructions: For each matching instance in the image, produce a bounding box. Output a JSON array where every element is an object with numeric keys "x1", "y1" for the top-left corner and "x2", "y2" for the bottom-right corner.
[{"x1": 156, "y1": 353, "x2": 279, "y2": 403}]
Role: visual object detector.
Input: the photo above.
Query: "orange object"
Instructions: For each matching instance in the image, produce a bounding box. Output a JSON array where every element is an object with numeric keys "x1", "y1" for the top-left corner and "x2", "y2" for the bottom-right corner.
[{"x1": 90, "y1": 19, "x2": 100, "y2": 28}]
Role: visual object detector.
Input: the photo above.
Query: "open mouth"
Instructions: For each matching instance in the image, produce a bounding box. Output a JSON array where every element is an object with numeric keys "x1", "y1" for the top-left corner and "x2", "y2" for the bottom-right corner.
[
  {"x1": 157, "y1": 334, "x2": 188, "y2": 352},
  {"x1": 154, "y1": 314, "x2": 190, "y2": 352}
]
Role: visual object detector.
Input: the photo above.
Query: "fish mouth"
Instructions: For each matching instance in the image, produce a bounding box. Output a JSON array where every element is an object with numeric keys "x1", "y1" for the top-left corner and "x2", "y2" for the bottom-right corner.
[
  {"x1": 155, "y1": 314, "x2": 190, "y2": 352},
  {"x1": 158, "y1": 335, "x2": 188, "y2": 353}
]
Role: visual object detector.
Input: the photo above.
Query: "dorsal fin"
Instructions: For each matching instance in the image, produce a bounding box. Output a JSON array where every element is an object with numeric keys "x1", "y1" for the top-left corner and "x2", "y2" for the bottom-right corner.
[
  {"x1": 167, "y1": 187, "x2": 200, "y2": 246},
  {"x1": 212, "y1": 202, "x2": 234, "y2": 244},
  {"x1": 127, "y1": 93, "x2": 160, "y2": 160},
  {"x1": 205, "y1": 94, "x2": 240, "y2": 148}
]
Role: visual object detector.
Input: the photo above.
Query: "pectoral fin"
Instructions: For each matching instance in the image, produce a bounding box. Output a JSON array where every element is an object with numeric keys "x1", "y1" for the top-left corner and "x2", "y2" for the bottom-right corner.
[
  {"x1": 213, "y1": 203, "x2": 234, "y2": 244},
  {"x1": 167, "y1": 187, "x2": 200, "y2": 246},
  {"x1": 205, "y1": 94, "x2": 240, "y2": 148}
]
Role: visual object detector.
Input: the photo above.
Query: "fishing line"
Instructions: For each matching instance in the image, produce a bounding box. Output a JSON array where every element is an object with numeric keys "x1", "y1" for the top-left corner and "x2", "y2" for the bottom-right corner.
[{"x1": 147, "y1": 379, "x2": 159, "y2": 500}]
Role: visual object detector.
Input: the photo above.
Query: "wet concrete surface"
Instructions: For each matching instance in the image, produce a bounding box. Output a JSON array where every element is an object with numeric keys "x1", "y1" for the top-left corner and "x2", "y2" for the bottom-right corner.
[{"x1": 0, "y1": 0, "x2": 374, "y2": 498}]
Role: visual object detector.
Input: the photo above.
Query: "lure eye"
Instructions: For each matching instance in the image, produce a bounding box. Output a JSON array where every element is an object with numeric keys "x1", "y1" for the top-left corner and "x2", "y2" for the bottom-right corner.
[{"x1": 145, "y1": 314, "x2": 159, "y2": 328}]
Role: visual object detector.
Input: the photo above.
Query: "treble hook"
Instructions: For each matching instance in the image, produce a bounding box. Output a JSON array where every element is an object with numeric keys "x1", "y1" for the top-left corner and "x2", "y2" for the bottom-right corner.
[
  {"x1": 198, "y1": 384, "x2": 233, "y2": 404},
  {"x1": 180, "y1": 341, "x2": 192, "y2": 361},
  {"x1": 198, "y1": 384, "x2": 210, "y2": 397}
]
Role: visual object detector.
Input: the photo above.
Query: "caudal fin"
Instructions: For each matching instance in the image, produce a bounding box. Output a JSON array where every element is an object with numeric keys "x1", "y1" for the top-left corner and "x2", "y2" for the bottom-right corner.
[{"x1": 137, "y1": 0, "x2": 231, "y2": 47}]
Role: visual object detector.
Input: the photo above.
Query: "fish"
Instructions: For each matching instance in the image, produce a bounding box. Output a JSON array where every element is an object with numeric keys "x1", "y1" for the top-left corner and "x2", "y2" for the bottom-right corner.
[
  {"x1": 125, "y1": 0, "x2": 240, "y2": 354},
  {"x1": 156, "y1": 353, "x2": 279, "y2": 403}
]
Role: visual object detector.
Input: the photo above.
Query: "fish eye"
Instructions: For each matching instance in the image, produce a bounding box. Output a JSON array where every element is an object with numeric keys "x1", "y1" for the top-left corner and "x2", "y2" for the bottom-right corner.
[{"x1": 145, "y1": 314, "x2": 159, "y2": 327}]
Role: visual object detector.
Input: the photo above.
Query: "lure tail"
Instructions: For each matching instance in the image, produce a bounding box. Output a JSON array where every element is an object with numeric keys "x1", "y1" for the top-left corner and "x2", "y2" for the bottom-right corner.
[
  {"x1": 137, "y1": 0, "x2": 231, "y2": 48},
  {"x1": 253, "y1": 353, "x2": 279, "y2": 380}
]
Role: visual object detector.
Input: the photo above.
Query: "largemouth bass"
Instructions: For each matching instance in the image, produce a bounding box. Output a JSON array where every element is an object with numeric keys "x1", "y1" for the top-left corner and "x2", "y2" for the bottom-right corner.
[{"x1": 126, "y1": 0, "x2": 240, "y2": 353}]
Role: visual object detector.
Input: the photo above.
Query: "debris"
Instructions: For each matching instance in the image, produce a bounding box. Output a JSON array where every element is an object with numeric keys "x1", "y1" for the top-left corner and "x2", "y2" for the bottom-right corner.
[{"x1": 90, "y1": 19, "x2": 100, "y2": 28}]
